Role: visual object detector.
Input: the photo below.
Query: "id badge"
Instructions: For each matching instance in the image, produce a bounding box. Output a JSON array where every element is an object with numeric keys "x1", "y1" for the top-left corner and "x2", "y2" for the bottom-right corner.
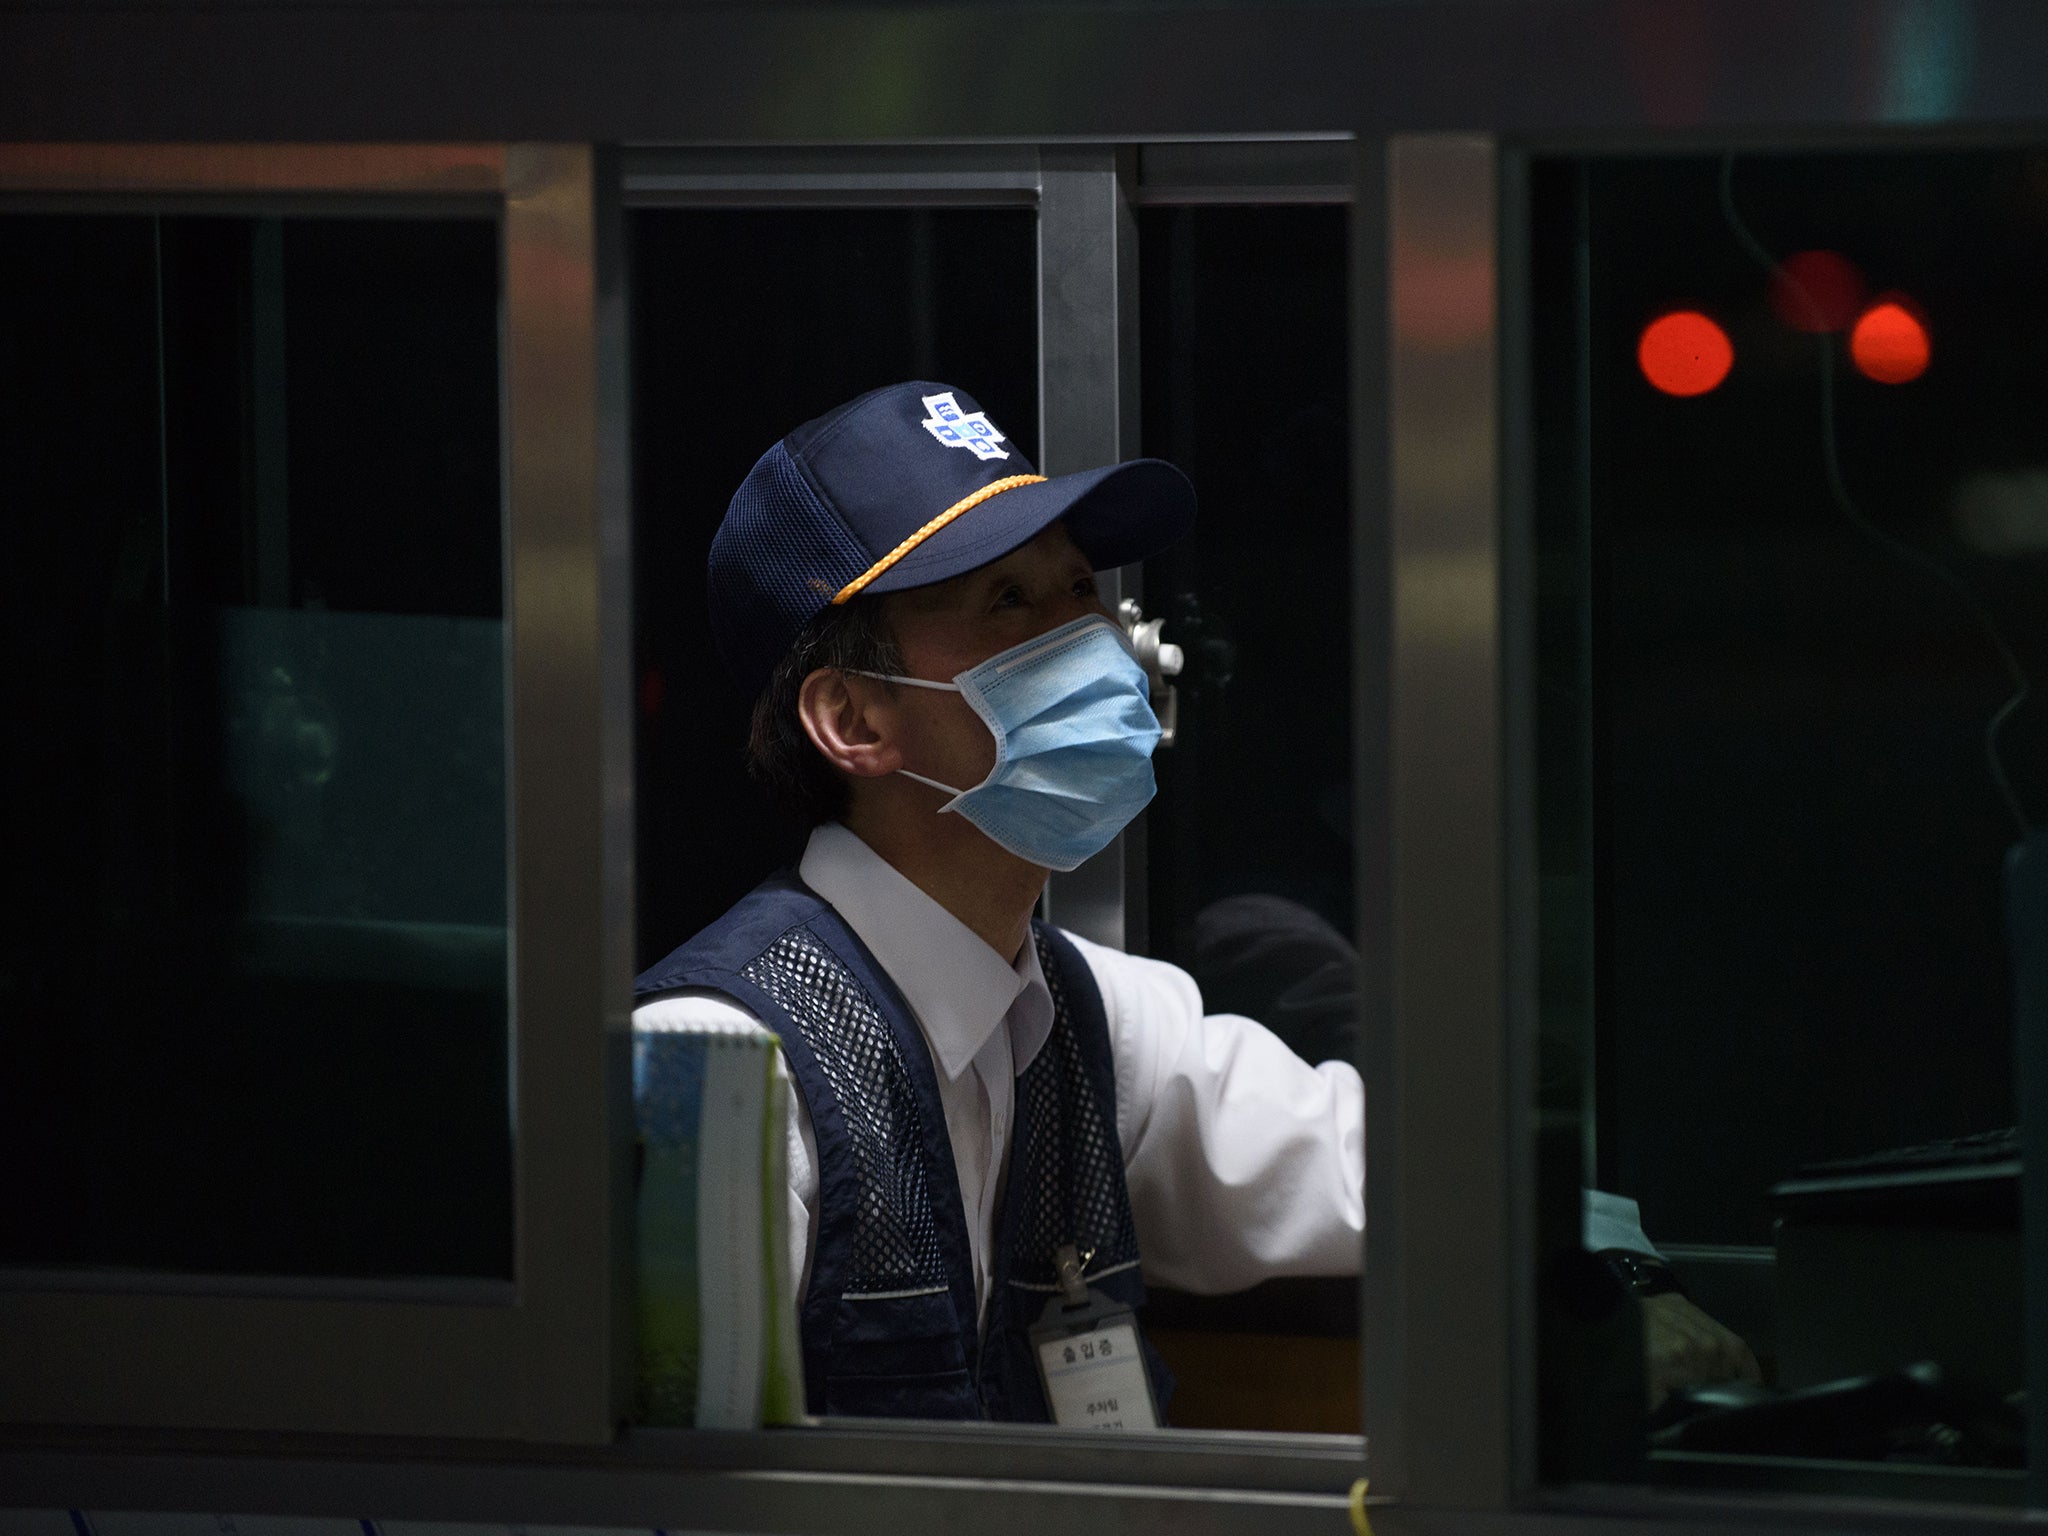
[{"x1": 1028, "y1": 1244, "x2": 1159, "y2": 1431}]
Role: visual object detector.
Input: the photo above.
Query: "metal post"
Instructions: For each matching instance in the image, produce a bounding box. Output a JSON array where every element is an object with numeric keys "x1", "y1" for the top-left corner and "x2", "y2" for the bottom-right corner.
[
  {"x1": 504, "y1": 140, "x2": 635, "y2": 1441},
  {"x1": 1366, "y1": 133, "x2": 1512, "y2": 1513},
  {"x1": 1038, "y1": 145, "x2": 1142, "y2": 952}
]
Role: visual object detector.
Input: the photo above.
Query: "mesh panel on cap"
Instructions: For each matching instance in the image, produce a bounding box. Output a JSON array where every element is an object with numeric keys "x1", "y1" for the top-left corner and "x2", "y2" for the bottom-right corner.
[{"x1": 708, "y1": 443, "x2": 871, "y2": 695}]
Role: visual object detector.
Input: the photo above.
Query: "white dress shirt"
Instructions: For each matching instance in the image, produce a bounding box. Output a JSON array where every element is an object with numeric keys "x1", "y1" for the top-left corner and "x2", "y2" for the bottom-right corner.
[{"x1": 633, "y1": 823, "x2": 1652, "y2": 1323}]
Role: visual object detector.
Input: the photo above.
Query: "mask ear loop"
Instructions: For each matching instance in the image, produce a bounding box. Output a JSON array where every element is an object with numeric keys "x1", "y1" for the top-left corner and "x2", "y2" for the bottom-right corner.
[
  {"x1": 843, "y1": 668, "x2": 958, "y2": 692},
  {"x1": 897, "y1": 768, "x2": 970, "y2": 800},
  {"x1": 840, "y1": 668, "x2": 974, "y2": 801}
]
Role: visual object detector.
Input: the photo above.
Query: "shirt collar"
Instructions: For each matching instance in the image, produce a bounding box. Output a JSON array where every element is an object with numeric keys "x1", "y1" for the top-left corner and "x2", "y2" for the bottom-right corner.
[{"x1": 799, "y1": 823, "x2": 1054, "y2": 1082}]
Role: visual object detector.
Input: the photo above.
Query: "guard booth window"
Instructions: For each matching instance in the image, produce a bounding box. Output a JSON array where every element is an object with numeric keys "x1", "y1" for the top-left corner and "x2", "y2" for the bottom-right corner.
[
  {"x1": 0, "y1": 212, "x2": 510, "y2": 1283},
  {"x1": 1529, "y1": 149, "x2": 2048, "y2": 1505},
  {"x1": 626, "y1": 166, "x2": 1363, "y2": 1438}
]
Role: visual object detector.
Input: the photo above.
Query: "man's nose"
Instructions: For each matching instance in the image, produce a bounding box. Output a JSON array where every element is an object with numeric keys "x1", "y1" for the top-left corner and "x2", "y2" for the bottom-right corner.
[
  {"x1": 1013, "y1": 571, "x2": 1113, "y2": 642},
  {"x1": 1042, "y1": 590, "x2": 1107, "y2": 634},
  {"x1": 1079, "y1": 586, "x2": 1116, "y2": 622}
]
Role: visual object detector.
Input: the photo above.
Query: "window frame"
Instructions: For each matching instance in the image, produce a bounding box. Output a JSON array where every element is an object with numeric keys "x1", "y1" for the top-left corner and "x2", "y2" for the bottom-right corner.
[
  {"x1": 613, "y1": 134, "x2": 1369, "y2": 1479},
  {"x1": 1380, "y1": 125, "x2": 2048, "y2": 1532},
  {"x1": 0, "y1": 142, "x2": 635, "y2": 1446},
  {"x1": 1497, "y1": 126, "x2": 2048, "y2": 1526}
]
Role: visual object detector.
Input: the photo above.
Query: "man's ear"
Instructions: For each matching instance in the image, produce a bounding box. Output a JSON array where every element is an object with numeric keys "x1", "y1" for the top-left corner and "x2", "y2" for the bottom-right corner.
[{"x1": 797, "y1": 667, "x2": 903, "y2": 780}]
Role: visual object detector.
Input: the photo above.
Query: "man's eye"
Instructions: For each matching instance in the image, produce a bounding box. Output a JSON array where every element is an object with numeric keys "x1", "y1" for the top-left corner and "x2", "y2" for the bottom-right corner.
[
  {"x1": 992, "y1": 584, "x2": 1027, "y2": 609},
  {"x1": 1073, "y1": 574, "x2": 1098, "y2": 599}
]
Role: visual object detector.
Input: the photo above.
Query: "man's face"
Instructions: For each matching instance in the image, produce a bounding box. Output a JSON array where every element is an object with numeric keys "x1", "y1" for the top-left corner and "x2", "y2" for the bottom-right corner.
[{"x1": 871, "y1": 520, "x2": 1111, "y2": 793}]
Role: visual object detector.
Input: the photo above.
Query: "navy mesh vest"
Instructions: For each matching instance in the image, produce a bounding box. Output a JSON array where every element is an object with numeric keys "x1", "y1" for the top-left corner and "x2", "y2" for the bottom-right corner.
[{"x1": 635, "y1": 869, "x2": 1168, "y2": 1421}]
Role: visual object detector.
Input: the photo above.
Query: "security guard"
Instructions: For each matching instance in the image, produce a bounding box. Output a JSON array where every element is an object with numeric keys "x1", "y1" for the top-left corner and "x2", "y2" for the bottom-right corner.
[
  {"x1": 634, "y1": 381, "x2": 1368, "y2": 1423},
  {"x1": 632, "y1": 381, "x2": 1748, "y2": 1424}
]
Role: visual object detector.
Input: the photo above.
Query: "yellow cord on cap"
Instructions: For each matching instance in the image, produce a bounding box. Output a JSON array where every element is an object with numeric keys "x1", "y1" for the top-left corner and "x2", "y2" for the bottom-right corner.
[
  {"x1": 1349, "y1": 1477, "x2": 1373, "y2": 1536},
  {"x1": 831, "y1": 474, "x2": 1047, "y2": 604}
]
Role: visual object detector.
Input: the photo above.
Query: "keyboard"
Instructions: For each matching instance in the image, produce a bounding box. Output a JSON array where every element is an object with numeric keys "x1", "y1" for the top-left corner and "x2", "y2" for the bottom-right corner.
[{"x1": 1773, "y1": 1127, "x2": 2020, "y2": 1209}]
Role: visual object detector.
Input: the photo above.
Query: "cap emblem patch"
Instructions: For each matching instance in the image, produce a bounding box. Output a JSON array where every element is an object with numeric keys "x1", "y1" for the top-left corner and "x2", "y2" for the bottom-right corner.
[{"x1": 919, "y1": 391, "x2": 1010, "y2": 461}]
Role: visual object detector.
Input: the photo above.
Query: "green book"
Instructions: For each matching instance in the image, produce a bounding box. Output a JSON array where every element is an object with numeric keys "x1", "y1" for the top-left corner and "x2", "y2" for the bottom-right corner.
[{"x1": 633, "y1": 1017, "x2": 803, "y2": 1428}]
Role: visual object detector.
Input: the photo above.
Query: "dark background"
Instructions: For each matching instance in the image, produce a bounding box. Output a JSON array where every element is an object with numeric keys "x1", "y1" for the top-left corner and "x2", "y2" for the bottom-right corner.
[
  {"x1": 1138, "y1": 205, "x2": 1353, "y2": 966},
  {"x1": 1533, "y1": 151, "x2": 2048, "y2": 1246},
  {"x1": 0, "y1": 215, "x2": 510, "y2": 1278}
]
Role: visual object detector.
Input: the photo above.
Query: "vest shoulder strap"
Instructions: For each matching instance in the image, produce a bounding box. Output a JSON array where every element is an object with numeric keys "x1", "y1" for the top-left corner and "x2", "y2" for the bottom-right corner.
[{"x1": 632, "y1": 867, "x2": 821, "y2": 999}]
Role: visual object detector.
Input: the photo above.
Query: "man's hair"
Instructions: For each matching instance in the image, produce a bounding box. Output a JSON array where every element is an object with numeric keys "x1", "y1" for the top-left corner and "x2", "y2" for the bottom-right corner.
[{"x1": 746, "y1": 595, "x2": 905, "y2": 826}]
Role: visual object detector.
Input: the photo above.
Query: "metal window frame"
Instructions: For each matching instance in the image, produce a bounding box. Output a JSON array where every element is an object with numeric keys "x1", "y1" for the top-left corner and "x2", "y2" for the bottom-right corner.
[
  {"x1": 1032, "y1": 144, "x2": 1144, "y2": 950},
  {"x1": 613, "y1": 128, "x2": 1365, "y2": 1461},
  {"x1": 1365, "y1": 133, "x2": 1518, "y2": 1513},
  {"x1": 1371, "y1": 123, "x2": 2048, "y2": 1536},
  {"x1": 1498, "y1": 126, "x2": 2048, "y2": 1532},
  {"x1": 0, "y1": 142, "x2": 634, "y2": 1446},
  {"x1": 638, "y1": 136, "x2": 1366, "y2": 1496},
  {"x1": 1134, "y1": 138, "x2": 1355, "y2": 205}
]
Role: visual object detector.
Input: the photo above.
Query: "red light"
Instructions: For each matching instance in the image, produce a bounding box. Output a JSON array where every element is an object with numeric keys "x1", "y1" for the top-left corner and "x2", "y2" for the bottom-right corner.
[
  {"x1": 1770, "y1": 250, "x2": 1867, "y2": 333},
  {"x1": 1849, "y1": 298, "x2": 1930, "y2": 384},
  {"x1": 1638, "y1": 310, "x2": 1734, "y2": 396}
]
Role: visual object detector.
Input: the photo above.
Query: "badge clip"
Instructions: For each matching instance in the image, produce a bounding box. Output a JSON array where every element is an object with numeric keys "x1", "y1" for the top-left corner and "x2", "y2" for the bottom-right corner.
[
  {"x1": 1054, "y1": 1242, "x2": 1092, "y2": 1307},
  {"x1": 1029, "y1": 1241, "x2": 1159, "y2": 1431}
]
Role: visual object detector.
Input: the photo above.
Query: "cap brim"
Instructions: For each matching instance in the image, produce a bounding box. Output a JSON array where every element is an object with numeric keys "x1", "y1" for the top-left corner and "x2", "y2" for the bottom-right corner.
[{"x1": 858, "y1": 458, "x2": 1196, "y2": 597}]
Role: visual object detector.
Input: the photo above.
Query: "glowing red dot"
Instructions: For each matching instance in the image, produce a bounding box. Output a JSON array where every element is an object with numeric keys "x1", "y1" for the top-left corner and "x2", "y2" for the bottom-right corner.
[
  {"x1": 1638, "y1": 310, "x2": 1734, "y2": 397},
  {"x1": 1770, "y1": 249, "x2": 1868, "y2": 333},
  {"x1": 1849, "y1": 298, "x2": 1930, "y2": 384}
]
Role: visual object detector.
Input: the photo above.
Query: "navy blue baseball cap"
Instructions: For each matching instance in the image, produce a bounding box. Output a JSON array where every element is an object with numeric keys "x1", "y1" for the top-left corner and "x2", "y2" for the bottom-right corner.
[{"x1": 707, "y1": 381, "x2": 1195, "y2": 697}]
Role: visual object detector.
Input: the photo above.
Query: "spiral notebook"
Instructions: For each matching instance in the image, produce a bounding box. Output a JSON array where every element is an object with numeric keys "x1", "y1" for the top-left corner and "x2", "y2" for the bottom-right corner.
[{"x1": 632, "y1": 1016, "x2": 803, "y2": 1429}]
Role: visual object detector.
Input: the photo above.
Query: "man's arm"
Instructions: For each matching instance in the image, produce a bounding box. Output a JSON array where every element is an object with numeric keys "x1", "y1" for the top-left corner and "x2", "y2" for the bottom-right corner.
[
  {"x1": 1068, "y1": 931, "x2": 1364, "y2": 1293},
  {"x1": 1073, "y1": 934, "x2": 1762, "y2": 1399}
]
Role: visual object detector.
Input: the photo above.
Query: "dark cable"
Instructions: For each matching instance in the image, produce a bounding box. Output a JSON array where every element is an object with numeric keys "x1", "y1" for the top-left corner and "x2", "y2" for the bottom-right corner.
[{"x1": 1717, "y1": 154, "x2": 2035, "y2": 839}]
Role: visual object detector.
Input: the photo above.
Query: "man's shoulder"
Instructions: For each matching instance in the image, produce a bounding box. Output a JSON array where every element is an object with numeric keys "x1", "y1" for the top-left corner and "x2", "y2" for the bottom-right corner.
[
  {"x1": 1051, "y1": 926, "x2": 1186, "y2": 980},
  {"x1": 632, "y1": 987, "x2": 765, "y2": 1032},
  {"x1": 1044, "y1": 927, "x2": 1203, "y2": 1022},
  {"x1": 634, "y1": 867, "x2": 825, "y2": 998}
]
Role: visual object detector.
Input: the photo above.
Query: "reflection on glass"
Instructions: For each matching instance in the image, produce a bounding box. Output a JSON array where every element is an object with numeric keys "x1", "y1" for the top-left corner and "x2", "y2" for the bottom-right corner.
[
  {"x1": 0, "y1": 214, "x2": 510, "y2": 1282},
  {"x1": 1532, "y1": 151, "x2": 2048, "y2": 1501}
]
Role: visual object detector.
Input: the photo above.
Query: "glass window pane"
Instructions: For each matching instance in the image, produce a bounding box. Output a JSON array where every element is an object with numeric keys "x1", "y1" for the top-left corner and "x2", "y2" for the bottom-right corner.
[
  {"x1": 1531, "y1": 150, "x2": 2048, "y2": 1503},
  {"x1": 1138, "y1": 206, "x2": 1353, "y2": 984},
  {"x1": 1, "y1": 213, "x2": 510, "y2": 1282},
  {"x1": 1135, "y1": 204, "x2": 1358, "y2": 1433},
  {"x1": 629, "y1": 193, "x2": 1373, "y2": 1439}
]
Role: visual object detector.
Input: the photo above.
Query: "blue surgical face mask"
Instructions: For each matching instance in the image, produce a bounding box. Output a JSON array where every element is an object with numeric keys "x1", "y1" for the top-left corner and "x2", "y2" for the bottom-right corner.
[{"x1": 853, "y1": 614, "x2": 1161, "y2": 872}]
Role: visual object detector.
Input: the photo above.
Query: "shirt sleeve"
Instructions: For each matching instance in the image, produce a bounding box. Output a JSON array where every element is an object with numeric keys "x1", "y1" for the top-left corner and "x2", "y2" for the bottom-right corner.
[
  {"x1": 1067, "y1": 932, "x2": 1366, "y2": 1294},
  {"x1": 1064, "y1": 935, "x2": 1663, "y2": 1294},
  {"x1": 632, "y1": 989, "x2": 820, "y2": 1305}
]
